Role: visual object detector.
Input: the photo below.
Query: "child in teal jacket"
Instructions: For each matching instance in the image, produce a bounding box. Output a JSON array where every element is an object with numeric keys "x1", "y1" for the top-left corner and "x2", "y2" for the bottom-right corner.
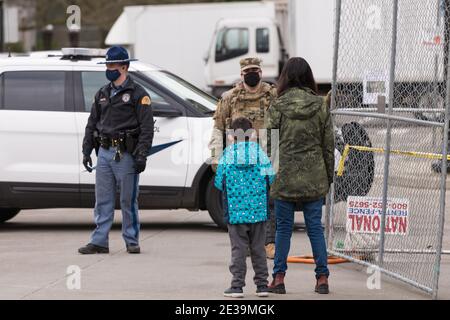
[{"x1": 214, "y1": 117, "x2": 275, "y2": 298}]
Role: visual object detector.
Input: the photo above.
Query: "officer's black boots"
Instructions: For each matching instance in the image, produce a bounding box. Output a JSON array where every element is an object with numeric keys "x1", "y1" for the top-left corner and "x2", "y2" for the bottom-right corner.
[
  {"x1": 126, "y1": 244, "x2": 141, "y2": 254},
  {"x1": 78, "y1": 244, "x2": 140, "y2": 254},
  {"x1": 78, "y1": 243, "x2": 109, "y2": 254}
]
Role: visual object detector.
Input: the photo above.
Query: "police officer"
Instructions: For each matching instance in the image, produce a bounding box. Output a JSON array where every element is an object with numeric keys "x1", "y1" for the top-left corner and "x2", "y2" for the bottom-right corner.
[
  {"x1": 208, "y1": 57, "x2": 278, "y2": 258},
  {"x1": 79, "y1": 46, "x2": 154, "y2": 255}
]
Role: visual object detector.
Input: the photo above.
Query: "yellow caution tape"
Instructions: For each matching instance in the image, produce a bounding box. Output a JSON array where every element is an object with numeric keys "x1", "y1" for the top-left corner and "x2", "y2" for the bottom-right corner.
[{"x1": 336, "y1": 144, "x2": 450, "y2": 177}]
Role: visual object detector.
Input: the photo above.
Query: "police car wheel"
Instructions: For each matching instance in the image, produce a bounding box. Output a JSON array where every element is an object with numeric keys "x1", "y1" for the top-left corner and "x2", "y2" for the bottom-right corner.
[
  {"x1": 206, "y1": 177, "x2": 227, "y2": 231},
  {"x1": 0, "y1": 208, "x2": 20, "y2": 223}
]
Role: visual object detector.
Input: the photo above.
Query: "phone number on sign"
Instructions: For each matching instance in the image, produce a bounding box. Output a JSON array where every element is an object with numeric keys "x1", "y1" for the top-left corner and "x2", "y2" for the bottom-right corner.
[{"x1": 348, "y1": 200, "x2": 408, "y2": 210}]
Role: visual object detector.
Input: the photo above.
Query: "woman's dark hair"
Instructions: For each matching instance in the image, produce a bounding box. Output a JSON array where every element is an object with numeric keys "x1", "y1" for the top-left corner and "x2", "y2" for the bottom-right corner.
[{"x1": 277, "y1": 57, "x2": 318, "y2": 96}]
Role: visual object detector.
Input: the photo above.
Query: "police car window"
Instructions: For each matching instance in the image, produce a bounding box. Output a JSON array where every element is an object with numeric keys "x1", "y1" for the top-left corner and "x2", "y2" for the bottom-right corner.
[
  {"x1": 81, "y1": 72, "x2": 108, "y2": 111},
  {"x1": 130, "y1": 77, "x2": 171, "y2": 107},
  {"x1": 81, "y1": 72, "x2": 169, "y2": 112},
  {"x1": 144, "y1": 70, "x2": 217, "y2": 113},
  {"x1": 215, "y1": 28, "x2": 249, "y2": 62},
  {"x1": 2, "y1": 71, "x2": 65, "y2": 111},
  {"x1": 256, "y1": 28, "x2": 270, "y2": 53}
]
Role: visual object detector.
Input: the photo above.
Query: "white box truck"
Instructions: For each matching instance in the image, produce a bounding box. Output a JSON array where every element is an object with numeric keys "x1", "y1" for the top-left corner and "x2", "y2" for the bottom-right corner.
[
  {"x1": 205, "y1": 0, "x2": 447, "y2": 122},
  {"x1": 204, "y1": 0, "x2": 334, "y2": 97},
  {"x1": 105, "y1": 1, "x2": 279, "y2": 92},
  {"x1": 107, "y1": 0, "x2": 446, "y2": 121}
]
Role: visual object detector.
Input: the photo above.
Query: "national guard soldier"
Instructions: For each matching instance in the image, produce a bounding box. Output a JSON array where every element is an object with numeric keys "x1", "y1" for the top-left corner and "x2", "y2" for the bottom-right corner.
[
  {"x1": 208, "y1": 57, "x2": 278, "y2": 258},
  {"x1": 79, "y1": 46, "x2": 154, "y2": 255}
]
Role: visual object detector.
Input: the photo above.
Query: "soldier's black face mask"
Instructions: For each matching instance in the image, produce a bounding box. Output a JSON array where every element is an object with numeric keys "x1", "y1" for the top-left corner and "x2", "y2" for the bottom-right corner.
[
  {"x1": 243, "y1": 72, "x2": 261, "y2": 87},
  {"x1": 106, "y1": 69, "x2": 121, "y2": 82}
]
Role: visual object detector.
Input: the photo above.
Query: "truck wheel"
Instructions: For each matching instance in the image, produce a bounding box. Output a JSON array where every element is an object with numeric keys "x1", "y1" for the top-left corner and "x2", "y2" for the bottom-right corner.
[
  {"x1": 206, "y1": 177, "x2": 227, "y2": 230},
  {"x1": 0, "y1": 208, "x2": 20, "y2": 223},
  {"x1": 414, "y1": 92, "x2": 444, "y2": 122},
  {"x1": 334, "y1": 122, "x2": 375, "y2": 203}
]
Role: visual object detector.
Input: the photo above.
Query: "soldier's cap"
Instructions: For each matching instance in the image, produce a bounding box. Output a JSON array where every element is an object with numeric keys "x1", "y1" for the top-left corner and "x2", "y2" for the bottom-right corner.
[
  {"x1": 97, "y1": 46, "x2": 138, "y2": 64},
  {"x1": 240, "y1": 57, "x2": 262, "y2": 71}
]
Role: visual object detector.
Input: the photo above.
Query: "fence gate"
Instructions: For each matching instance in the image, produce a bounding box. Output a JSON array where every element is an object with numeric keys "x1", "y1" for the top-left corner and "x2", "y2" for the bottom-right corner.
[{"x1": 327, "y1": 0, "x2": 450, "y2": 299}]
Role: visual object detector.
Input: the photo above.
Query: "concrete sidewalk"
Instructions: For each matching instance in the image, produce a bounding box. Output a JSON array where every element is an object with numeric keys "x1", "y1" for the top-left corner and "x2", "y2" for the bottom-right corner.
[{"x1": 0, "y1": 208, "x2": 448, "y2": 300}]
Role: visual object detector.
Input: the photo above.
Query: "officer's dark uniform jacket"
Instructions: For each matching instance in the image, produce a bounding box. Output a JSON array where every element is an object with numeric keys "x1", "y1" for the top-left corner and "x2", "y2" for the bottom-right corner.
[{"x1": 82, "y1": 77, "x2": 154, "y2": 158}]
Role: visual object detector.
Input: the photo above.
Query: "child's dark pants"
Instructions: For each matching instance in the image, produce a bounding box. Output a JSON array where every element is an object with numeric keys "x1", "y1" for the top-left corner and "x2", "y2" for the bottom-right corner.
[{"x1": 227, "y1": 222, "x2": 269, "y2": 288}]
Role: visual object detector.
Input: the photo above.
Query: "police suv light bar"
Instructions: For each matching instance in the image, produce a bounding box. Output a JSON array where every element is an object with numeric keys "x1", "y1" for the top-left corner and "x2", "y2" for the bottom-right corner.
[{"x1": 61, "y1": 48, "x2": 107, "y2": 60}]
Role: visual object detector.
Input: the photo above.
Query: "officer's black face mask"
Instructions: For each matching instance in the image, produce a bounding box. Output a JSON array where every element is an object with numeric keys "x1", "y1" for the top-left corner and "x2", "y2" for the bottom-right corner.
[
  {"x1": 106, "y1": 69, "x2": 121, "y2": 82},
  {"x1": 243, "y1": 72, "x2": 261, "y2": 87}
]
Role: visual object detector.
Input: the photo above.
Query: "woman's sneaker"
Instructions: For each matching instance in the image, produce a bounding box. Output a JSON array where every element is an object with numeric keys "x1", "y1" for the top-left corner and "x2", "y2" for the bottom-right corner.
[
  {"x1": 223, "y1": 287, "x2": 244, "y2": 298},
  {"x1": 256, "y1": 285, "x2": 270, "y2": 297}
]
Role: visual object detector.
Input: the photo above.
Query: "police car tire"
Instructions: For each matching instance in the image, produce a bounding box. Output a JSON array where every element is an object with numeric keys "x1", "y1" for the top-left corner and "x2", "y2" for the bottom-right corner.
[
  {"x1": 206, "y1": 177, "x2": 228, "y2": 231},
  {"x1": 0, "y1": 208, "x2": 20, "y2": 223}
]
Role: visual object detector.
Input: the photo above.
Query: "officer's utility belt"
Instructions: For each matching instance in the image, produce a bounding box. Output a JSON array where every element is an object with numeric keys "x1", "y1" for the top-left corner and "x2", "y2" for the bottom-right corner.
[
  {"x1": 100, "y1": 137, "x2": 121, "y2": 148},
  {"x1": 97, "y1": 128, "x2": 140, "y2": 162}
]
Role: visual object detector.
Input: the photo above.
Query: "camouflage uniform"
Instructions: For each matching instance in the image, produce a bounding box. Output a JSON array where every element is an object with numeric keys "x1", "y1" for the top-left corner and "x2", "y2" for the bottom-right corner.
[
  {"x1": 209, "y1": 82, "x2": 277, "y2": 144},
  {"x1": 208, "y1": 58, "x2": 277, "y2": 167},
  {"x1": 265, "y1": 87, "x2": 335, "y2": 202},
  {"x1": 209, "y1": 57, "x2": 278, "y2": 250}
]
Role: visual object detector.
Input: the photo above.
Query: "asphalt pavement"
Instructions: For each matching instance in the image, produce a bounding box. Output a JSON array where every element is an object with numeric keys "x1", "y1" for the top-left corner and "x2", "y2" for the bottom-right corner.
[{"x1": 0, "y1": 208, "x2": 448, "y2": 300}]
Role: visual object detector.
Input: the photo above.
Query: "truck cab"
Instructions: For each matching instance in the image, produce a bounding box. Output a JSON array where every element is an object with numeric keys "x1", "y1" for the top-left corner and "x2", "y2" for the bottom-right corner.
[{"x1": 204, "y1": 17, "x2": 286, "y2": 98}]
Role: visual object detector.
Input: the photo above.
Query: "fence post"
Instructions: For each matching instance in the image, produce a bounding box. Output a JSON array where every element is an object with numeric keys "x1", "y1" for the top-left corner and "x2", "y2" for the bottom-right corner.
[
  {"x1": 432, "y1": 2, "x2": 450, "y2": 299},
  {"x1": 326, "y1": 0, "x2": 342, "y2": 248},
  {"x1": 378, "y1": 0, "x2": 399, "y2": 266}
]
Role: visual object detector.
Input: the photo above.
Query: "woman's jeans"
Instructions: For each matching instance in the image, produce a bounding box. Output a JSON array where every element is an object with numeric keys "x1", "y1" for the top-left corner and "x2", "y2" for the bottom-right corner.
[{"x1": 273, "y1": 198, "x2": 330, "y2": 279}]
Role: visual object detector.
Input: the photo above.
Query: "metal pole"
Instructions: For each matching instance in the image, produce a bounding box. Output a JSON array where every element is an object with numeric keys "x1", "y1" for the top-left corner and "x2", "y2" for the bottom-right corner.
[
  {"x1": 432, "y1": 3, "x2": 450, "y2": 300},
  {"x1": 288, "y1": 0, "x2": 297, "y2": 58},
  {"x1": 331, "y1": 0, "x2": 342, "y2": 111},
  {"x1": 332, "y1": 109, "x2": 444, "y2": 127},
  {"x1": 432, "y1": 0, "x2": 442, "y2": 147},
  {"x1": 0, "y1": 1, "x2": 4, "y2": 52},
  {"x1": 378, "y1": 0, "x2": 399, "y2": 266},
  {"x1": 325, "y1": 0, "x2": 342, "y2": 249}
]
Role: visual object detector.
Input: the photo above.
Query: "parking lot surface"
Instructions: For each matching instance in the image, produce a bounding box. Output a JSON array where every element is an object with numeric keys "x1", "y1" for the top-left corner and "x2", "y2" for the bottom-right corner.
[{"x1": 1, "y1": 208, "x2": 448, "y2": 300}]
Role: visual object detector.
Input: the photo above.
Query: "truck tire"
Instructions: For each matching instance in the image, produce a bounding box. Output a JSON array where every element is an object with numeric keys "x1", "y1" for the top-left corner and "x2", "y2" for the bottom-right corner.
[
  {"x1": 414, "y1": 92, "x2": 444, "y2": 122},
  {"x1": 206, "y1": 177, "x2": 227, "y2": 230},
  {"x1": 0, "y1": 208, "x2": 20, "y2": 223},
  {"x1": 334, "y1": 122, "x2": 375, "y2": 203}
]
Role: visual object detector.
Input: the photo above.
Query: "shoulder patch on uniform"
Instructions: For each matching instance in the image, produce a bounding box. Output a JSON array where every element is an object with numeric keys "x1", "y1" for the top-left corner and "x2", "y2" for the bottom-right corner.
[{"x1": 141, "y1": 95, "x2": 151, "y2": 105}]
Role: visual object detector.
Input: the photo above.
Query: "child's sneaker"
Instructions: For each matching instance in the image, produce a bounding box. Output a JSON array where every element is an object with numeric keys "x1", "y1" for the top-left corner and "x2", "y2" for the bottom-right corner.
[
  {"x1": 223, "y1": 287, "x2": 244, "y2": 298},
  {"x1": 256, "y1": 285, "x2": 270, "y2": 297}
]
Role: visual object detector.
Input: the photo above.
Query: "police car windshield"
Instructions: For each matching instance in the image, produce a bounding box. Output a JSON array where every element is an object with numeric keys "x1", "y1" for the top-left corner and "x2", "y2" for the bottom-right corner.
[{"x1": 144, "y1": 71, "x2": 217, "y2": 113}]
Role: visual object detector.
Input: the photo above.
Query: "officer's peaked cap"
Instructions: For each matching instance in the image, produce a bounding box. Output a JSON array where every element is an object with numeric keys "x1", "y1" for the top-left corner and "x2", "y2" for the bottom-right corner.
[{"x1": 97, "y1": 46, "x2": 138, "y2": 64}]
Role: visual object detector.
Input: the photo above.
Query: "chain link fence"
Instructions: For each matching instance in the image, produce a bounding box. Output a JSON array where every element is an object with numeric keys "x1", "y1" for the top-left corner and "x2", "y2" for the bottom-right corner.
[{"x1": 327, "y1": 0, "x2": 450, "y2": 298}]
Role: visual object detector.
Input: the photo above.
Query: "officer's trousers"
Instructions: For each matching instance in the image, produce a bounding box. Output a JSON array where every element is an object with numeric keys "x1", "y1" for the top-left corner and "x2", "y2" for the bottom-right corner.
[{"x1": 90, "y1": 147, "x2": 140, "y2": 248}]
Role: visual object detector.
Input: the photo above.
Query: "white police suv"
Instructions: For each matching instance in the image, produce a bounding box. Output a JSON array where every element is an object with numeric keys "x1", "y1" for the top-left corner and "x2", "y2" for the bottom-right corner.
[{"x1": 0, "y1": 48, "x2": 374, "y2": 228}]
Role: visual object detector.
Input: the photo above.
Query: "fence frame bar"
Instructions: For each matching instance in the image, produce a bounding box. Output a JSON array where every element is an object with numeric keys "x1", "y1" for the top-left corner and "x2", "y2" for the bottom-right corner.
[
  {"x1": 378, "y1": 0, "x2": 399, "y2": 266},
  {"x1": 326, "y1": 0, "x2": 342, "y2": 248},
  {"x1": 432, "y1": 5, "x2": 450, "y2": 299}
]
